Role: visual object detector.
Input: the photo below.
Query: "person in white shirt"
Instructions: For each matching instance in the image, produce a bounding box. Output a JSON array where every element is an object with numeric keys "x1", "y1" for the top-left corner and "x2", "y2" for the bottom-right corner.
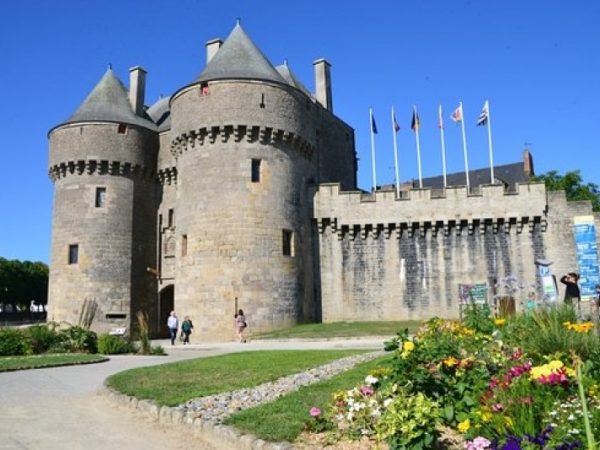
[{"x1": 167, "y1": 311, "x2": 178, "y2": 345}]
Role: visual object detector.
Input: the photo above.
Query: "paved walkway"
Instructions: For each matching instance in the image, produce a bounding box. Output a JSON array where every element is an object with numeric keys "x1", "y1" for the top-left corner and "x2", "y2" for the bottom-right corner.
[{"x1": 0, "y1": 338, "x2": 384, "y2": 450}]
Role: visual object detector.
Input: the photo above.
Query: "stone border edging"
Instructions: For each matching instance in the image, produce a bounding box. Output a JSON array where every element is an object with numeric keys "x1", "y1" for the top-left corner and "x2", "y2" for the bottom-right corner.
[
  {"x1": 100, "y1": 350, "x2": 385, "y2": 449},
  {"x1": 101, "y1": 384, "x2": 295, "y2": 449}
]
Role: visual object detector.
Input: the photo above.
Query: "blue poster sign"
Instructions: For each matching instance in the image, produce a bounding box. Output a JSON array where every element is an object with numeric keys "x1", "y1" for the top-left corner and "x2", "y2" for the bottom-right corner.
[{"x1": 573, "y1": 216, "x2": 600, "y2": 301}]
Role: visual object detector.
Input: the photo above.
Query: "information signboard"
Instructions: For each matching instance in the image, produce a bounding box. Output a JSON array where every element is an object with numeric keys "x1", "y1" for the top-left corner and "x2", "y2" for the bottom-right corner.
[
  {"x1": 574, "y1": 216, "x2": 600, "y2": 301},
  {"x1": 458, "y1": 283, "x2": 489, "y2": 304}
]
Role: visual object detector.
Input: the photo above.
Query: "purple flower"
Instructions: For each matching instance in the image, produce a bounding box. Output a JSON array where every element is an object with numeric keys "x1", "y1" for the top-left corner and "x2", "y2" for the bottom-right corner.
[{"x1": 309, "y1": 407, "x2": 321, "y2": 417}]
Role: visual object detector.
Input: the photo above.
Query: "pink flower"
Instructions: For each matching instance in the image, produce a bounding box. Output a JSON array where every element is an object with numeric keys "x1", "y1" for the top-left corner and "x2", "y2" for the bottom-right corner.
[
  {"x1": 359, "y1": 386, "x2": 374, "y2": 396},
  {"x1": 491, "y1": 403, "x2": 504, "y2": 412},
  {"x1": 309, "y1": 407, "x2": 321, "y2": 417},
  {"x1": 465, "y1": 436, "x2": 492, "y2": 450}
]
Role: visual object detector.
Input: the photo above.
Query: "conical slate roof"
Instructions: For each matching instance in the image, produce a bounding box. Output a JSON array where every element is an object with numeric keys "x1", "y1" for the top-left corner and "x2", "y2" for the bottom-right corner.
[
  {"x1": 196, "y1": 24, "x2": 285, "y2": 84},
  {"x1": 147, "y1": 96, "x2": 171, "y2": 132},
  {"x1": 61, "y1": 68, "x2": 156, "y2": 130},
  {"x1": 275, "y1": 61, "x2": 311, "y2": 96}
]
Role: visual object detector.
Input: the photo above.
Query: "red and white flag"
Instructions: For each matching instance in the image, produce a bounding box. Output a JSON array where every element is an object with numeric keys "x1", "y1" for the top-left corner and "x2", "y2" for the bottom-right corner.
[{"x1": 451, "y1": 104, "x2": 463, "y2": 123}]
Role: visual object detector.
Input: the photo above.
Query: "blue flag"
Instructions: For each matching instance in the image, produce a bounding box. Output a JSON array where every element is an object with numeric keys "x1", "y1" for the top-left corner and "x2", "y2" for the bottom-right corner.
[{"x1": 371, "y1": 114, "x2": 378, "y2": 134}]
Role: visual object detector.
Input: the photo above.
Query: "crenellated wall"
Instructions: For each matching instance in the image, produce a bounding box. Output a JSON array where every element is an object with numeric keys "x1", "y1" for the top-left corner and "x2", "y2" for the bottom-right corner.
[{"x1": 313, "y1": 182, "x2": 589, "y2": 321}]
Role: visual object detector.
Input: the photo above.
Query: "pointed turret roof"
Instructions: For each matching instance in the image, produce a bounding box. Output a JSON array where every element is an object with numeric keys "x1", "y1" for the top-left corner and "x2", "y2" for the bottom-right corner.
[
  {"x1": 60, "y1": 68, "x2": 156, "y2": 130},
  {"x1": 196, "y1": 23, "x2": 285, "y2": 84},
  {"x1": 147, "y1": 96, "x2": 171, "y2": 132},
  {"x1": 275, "y1": 61, "x2": 311, "y2": 96}
]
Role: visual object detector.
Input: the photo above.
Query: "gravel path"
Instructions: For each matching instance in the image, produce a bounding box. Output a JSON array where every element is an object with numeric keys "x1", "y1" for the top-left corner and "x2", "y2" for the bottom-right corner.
[{"x1": 175, "y1": 350, "x2": 385, "y2": 423}]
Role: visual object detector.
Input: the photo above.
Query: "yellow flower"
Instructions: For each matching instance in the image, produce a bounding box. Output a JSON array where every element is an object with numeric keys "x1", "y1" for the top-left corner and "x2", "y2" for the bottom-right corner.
[
  {"x1": 457, "y1": 419, "x2": 471, "y2": 433},
  {"x1": 504, "y1": 416, "x2": 513, "y2": 428},
  {"x1": 443, "y1": 356, "x2": 459, "y2": 367},
  {"x1": 494, "y1": 318, "x2": 506, "y2": 326},
  {"x1": 403, "y1": 341, "x2": 415, "y2": 352}
]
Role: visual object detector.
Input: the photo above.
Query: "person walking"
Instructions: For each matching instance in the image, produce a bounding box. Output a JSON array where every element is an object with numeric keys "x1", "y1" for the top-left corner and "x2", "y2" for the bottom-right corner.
[
  {"x1": 181, "y1": 316, "x2": 194, "y2": 345},
  {"x1": 167, "y1": 311, "x2": 178, "y2": 345},
  {"x1": 234, "y1": 309, "x2": 247, "y2": 343}
]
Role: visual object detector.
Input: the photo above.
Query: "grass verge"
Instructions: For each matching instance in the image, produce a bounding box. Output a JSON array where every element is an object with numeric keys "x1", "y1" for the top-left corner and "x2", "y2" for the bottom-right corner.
[
  {"x1": 0, "y1": 353, "x2": 108, "y2": 372},
  {"x1": 253, "y1": 321, "x2": 421, "y2": 340},
  {"x1": 107, "y1": 350, "x2": 368, "y2": 406},
  {"x1": 224, "y1": 355, "x2": 392, "y2": 442}
]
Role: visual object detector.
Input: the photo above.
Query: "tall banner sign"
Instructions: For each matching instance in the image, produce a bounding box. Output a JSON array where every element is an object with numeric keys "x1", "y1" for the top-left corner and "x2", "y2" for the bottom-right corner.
[{"x1": 573, "y1": 216, "x2": 600, "y2": 301}]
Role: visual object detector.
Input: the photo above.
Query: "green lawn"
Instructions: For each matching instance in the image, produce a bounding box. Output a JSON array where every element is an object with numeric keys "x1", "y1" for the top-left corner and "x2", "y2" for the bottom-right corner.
[
  {"x1": 107, "y1": 350, "x2": 368, "y2": 406},
  {"x1": 0, "y1": 353, "x2": 108, "y2": 372},
  {"x1": 224, "y1": 356, "x2": 392, "y2": 442},
  {"x1": 253, "y1": 321, "x2": 421, "y2": 340}
]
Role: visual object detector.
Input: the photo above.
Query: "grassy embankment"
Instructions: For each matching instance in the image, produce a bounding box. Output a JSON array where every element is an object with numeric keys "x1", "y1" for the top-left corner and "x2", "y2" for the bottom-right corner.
[
  {"x1": 225, "y1": 356, "x2": 392, "y2": 442},
  {"x1": 253, "y1": 321, "x2": 421, "y2": 340},
  {"x1": 0, "y1": 353, "x2": 108, "y2": 372},
  {"x1": 107, "y1": 349, "x2": 370, "y2": 406}
]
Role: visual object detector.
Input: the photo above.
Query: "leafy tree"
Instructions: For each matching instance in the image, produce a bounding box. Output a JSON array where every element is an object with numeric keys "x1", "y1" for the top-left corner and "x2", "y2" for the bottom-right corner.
[
  {"x1": 533, "y1": 170, "x2": 600, "y2": 211},
  {"x1": 0, "y1": 257, "x2": 48, "y2": 310}
]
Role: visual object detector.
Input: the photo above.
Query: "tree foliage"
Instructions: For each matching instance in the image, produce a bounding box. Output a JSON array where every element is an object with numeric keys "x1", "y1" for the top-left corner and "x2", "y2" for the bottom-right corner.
[
  {"x1": 533, "y1": 170, "x2": 600, "y2": 211},
  {"x1": 0, "y1": 257, "x2": 48, "y2": 309}
]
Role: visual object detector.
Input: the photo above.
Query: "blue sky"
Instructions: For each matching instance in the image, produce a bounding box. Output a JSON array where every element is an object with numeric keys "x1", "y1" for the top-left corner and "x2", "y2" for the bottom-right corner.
[{"x1": 1, "y1": 0, "x2": 599, "y2": 263}]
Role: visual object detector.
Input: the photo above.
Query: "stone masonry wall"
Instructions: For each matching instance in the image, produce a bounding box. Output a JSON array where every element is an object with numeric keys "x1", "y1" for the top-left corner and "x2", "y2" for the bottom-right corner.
[
  {"x1": 169, "y1": 80, "x2": 318, "y2": 340},
  {"x1": 48, "y1": 123, "x2": 158, "y2": 334},
  {"x1": 314, "y1": 182, "x2": 582, "y2": 321}
]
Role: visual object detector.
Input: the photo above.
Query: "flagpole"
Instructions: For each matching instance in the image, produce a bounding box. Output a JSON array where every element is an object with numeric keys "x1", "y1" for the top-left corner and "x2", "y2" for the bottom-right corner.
[
  {"x1": 369, "y1": 108, "x2": 377, "y2": 192},
  {"x1": 459, "y1": 102, "x2": 470, "y2": 188},
  {"x1": 414, "y1": 105, "x2": 423, "y2": 189},
  {"x1": 486, "y1": 101, "x2": 495, "y2": 184},
  {"x1": 391, "y1": 106, "x2": 400, "y2": 197},
  {"x1": 439, "y1": 105, "x2": 447, "y2": 188}
]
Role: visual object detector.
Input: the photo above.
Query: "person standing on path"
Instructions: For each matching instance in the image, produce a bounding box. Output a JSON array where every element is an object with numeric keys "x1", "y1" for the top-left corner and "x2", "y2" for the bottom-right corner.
[
  {"x1": 234, "y1": 309, "x2": 247, "y2": 343},
  {"x1": 181, "y1": 316, "x2": 194, "y2": 345},
  {"x1": 167, "y1": 311, "x2": 178, "y2": 345},
  {"x1": 560, "y1": 272, "x2": 581, "y2": 317}
]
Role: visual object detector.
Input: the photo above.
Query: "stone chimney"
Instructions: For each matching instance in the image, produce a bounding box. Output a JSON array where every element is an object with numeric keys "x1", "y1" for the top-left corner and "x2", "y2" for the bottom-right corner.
[
  {"x1": 129, "y1": 66, "x2": 147, "y2": 116},
  {"x1": 523, "y1": 148, "x2": 534, "y2": 177},
  {"x1": 206, "y1": 38, "x2": 223, "y2": 64},
  {"x1": 313, "y1": 58, "x2": 332, "y2": 112}
]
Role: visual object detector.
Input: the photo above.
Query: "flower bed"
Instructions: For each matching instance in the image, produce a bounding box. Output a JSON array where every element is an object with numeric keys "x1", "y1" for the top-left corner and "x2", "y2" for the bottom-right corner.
[{"x1": 306, "y1": 305, "x2": 600, "y2": 449}]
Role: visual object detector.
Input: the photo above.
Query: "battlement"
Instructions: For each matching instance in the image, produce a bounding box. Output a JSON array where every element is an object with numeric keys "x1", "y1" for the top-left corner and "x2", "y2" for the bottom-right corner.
[
  {"x1": 48, "y1": 159, "x2": 155, "y2": 182},
  {"x1": 157, "y1": 166, "x2": 177, "y2": 185},
  {"x1": 314, "y1": 182, "x2": 548, "y2": 239},
  {"x1": 170, "y1": 124, "x2": 315, "y2": 159}
]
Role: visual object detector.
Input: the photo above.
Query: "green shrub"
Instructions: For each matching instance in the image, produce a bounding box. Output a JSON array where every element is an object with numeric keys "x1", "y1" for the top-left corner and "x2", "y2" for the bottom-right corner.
[
  {"x1": 0, "y1": 328, "x2": 30, "y2": 356},
  {"x1": 26, "y1": 324, "x2": 60, "y2": 354},
  {"x1": 97, "y1": 334, "x2": 131, "y2": 354},
  {"x1": 503, "y1": 305, "x2": 598, "y2": 362},
  {"x1": 57, "y1": 326, "x2": 98, "y2": 353},
  {"x1": 150, "y1": 345, "x2": 166, "y2": 355}
]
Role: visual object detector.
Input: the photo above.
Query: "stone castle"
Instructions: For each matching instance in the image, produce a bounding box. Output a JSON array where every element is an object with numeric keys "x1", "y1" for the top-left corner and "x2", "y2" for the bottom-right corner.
[{"x1": 47, "y1": 24, "x2": 600, "y2": 339}]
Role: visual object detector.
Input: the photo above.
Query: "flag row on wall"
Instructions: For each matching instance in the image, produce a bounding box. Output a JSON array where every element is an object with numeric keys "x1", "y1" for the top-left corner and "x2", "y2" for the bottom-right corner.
[{"x1": 369, "y1": 101, "x2": 494, "y2": 194}]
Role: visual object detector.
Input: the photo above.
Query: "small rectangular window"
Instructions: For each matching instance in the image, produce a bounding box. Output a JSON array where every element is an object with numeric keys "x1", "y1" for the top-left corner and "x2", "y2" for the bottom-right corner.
[
  {"x1": 282, "y1": 229, "x2": 294, "y2": 257},
  {"x1": 168, "y1": 209, "x2": 174, "y2": 228},
  {"x1": 251, "y1": 159, "x2": 261, "y2": 183},
  {"x1": 117, "y1": 124, "x2": 127, "y2": 134},
  {"x1": 68, "y1": 244, "x2": 79, "y2": 265},
  {"x1": 200, "y1": 83, "x2": 209, "y2": 95},
  {"x1": 181, "y1": 234, "x2": 188, "y2": 257},
  {"x1": 95, "y1": 187, "x2": 106, "y2": 207}
]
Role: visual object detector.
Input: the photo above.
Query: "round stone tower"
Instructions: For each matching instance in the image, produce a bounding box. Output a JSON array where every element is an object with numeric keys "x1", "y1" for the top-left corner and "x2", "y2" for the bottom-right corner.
[
  {"x1": 47, "y1": 67, "x2": 159, "y2": 333},
  {"x1": 169, "y1": 24, "x2": 319, "y2": 339}
]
